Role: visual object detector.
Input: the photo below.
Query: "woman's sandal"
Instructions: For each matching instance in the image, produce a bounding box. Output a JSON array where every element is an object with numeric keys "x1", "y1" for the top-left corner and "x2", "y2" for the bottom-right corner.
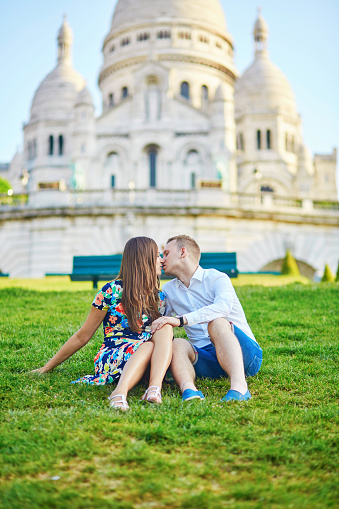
[
  {"x1": 108, "y1": 394, "x2": 129, "y2": 411},
  {"x1": 141, "y1": 385, "x2": 162, "y2": 404}
]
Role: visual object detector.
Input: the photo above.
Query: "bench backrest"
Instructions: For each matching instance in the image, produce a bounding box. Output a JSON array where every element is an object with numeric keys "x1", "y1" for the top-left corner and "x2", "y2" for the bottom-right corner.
[
  {"x1": 199, "y1": 252, "x2": 238, "y2": 277},
  {"x1": 72, "y1": 255, "x2": 122, "y2": 275},
  {"x1": 72, "y1": 251, "x2": 238, "y2": 278}
]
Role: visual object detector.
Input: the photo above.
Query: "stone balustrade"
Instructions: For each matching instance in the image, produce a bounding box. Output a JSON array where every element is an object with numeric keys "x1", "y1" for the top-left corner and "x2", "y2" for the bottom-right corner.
[{"x1": 0, "y1": 188, "x2": 338, "y2": 214}]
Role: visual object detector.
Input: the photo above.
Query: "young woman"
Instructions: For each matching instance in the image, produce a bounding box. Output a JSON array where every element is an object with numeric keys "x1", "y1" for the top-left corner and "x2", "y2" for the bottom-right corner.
[{"x1": 33, "y1": 237, "x2": 173, "y2": 410}]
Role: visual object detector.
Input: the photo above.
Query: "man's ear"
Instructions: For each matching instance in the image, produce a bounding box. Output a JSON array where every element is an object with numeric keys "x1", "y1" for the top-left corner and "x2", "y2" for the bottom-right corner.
[{"x1": 180, "y1": 247, "x2": 187, "y2": 258}]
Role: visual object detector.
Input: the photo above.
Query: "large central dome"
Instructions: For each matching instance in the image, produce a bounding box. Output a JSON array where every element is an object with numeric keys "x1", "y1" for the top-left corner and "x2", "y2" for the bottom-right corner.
[{"x1": 110, "y1": 0, "x2": 228, "y2": 35}]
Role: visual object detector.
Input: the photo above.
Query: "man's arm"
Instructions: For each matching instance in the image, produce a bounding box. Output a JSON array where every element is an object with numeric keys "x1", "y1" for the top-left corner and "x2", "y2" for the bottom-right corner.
[
  {"x1": 152, "y1": 274, "x2": 235, "y2": 331},
  {"x1": 184, "y1": 274, "x2": 235, "y2": 326}
]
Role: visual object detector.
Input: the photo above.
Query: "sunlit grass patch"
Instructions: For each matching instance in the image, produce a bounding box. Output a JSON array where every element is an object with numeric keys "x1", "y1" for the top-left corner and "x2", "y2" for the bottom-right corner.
[{"x1": 0, "y1": 283, "x2": 338, "y2": 508}]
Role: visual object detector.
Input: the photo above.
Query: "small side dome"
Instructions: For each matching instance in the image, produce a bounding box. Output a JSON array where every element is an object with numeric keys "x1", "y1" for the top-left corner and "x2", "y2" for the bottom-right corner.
[
  {"x1": 235, "y1": 58, "x2": 298, "y2": 114},
  {"x1": 75, "y1": 86, "x2": 94, "y2": 107},
  {"x1": 235, "y1": 11, "x2": 298, "y2": 116},
  {"x1": 30, "y1": 65, "x2": 85, "y2": 120},
  {"x1": 29, "y1": 17, "x2": 86, "y2": 120}
]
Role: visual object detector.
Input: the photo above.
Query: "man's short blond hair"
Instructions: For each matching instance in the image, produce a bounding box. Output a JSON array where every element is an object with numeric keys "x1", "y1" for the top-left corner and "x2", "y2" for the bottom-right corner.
[{"x1": 166, "y1": 235, "x2": 201, "y2": 262}]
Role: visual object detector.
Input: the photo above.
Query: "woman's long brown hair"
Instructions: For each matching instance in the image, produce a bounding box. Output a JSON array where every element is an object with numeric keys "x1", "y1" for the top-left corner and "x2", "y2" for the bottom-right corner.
[{"x1": 118, "y1": 237, "x2": 161, "y2": 333}]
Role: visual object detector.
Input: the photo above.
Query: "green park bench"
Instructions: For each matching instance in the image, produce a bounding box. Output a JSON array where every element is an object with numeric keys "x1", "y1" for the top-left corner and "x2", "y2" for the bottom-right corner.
[
  {"x1": 70, "y1": 255, "x2": 122, "y2": 289},
  {"x1": 69, "y1": 251, "x2": 238, "y2": 289},
  {"x1": 199, "y1": 252, "x2": 238, "y2": 278}
]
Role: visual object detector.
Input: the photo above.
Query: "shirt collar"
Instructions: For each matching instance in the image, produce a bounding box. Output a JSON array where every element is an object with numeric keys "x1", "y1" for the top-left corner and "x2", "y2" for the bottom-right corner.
[
  {"x1": 191, "y1": 265, "x2": 204, "y2": 282},
  {"x1": 175, "y1": 265, "x2": 203, "y2": 288}
]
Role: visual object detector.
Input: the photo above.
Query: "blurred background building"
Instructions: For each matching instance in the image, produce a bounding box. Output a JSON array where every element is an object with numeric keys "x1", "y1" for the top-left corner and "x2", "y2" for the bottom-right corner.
[{"x1": 0, "y1": 0, "x2": 338, "y2": 279}]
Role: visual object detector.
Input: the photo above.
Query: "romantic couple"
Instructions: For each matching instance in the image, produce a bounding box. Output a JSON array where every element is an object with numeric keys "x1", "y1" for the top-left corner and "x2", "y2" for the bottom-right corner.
[{"x1": 34, "y1": 235, "x2": 262, "y2": 410}]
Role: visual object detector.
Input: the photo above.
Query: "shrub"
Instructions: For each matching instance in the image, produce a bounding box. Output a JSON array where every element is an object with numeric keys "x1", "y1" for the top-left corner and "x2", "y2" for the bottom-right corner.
[
  {"x1": 0, "y1": 177, "x2": 11, "y2": 194},
  {"x1": 281, "y1": 250, "x2": 300, "y2": 276},
  {"x1": 321, "y1": 264, "x2": 335, "y2": 283},
  {"x1": 336, "y1": 261, "x2": 339, "y2": 283}
]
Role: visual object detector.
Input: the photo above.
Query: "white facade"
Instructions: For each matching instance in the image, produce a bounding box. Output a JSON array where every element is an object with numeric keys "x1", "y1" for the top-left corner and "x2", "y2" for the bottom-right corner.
[{"x1": 0, "y1": 1, "x2": 338, "y2": 279}]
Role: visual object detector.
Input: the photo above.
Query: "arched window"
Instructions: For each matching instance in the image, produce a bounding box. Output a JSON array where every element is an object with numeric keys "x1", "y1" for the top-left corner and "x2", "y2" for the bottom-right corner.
[
  {"x1": 186, "y1": 149, "x2": 199, "y2": 164},
  {"x1": 122, "y1": 86, "x2": 128, "y2": 99},
  {"x1": 58, "y1": 135, "x2": 64, "y2": 156},
  {"x1": 157, "y1": 30, "x2": 171, "y2": 39},
  {"x1": 106, "y1": 152, "x2": 119, "y2": 170},
  {"x1": 145, "y1": 76, "x2": 161, "y2": 121},
  {"x1": 48, "y1": 135, "x2": 54, "y2": 155},
  {"x1": 266, "y1": 130, "x2": 271, "y2": 149},
  {"x1": 106, "y1": 153, "x2": 119, "y2": 188},
  {"x1": 178, "y1": 31, "x2": 191, "y2": 40},
  {"x1": 28, "y1": 141, "x2": 32, "y2": 160},
  {"x1": 148, "y1": 148, "x2": 157, "y2": 188},
  {"x1": 257, "y1": 130, "x2": 261, "y2": 150},
  {"x1": 181, "y1": 81, "x2": 190, "y2": 100},
  {"x1": 186, "y1": 150, "x2": 201, "y2": 185},
  {"x1": 191, "y1": 172, "x2": 196, "y2": 189},
  {"x1": 201, "y1": 85, "x2": 209, "y2": 103},
  {"x1": 137, "y1": 32, "x2": 150, "y2": 41},
  {"x1": 240, "y1": 133, "x2": 244, "y2": 151},
  {"x1": 199, "y1": 35, "x2": 209, "y2": 43},
  {"x1": 237, "y1": 133, "x2": 244, "y2": 151}
]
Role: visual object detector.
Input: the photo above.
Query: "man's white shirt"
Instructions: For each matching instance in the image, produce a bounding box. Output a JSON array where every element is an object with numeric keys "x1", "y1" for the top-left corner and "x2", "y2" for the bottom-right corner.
[{"x1": 162, "y1": 266, "x2": 256, "y2": 348}]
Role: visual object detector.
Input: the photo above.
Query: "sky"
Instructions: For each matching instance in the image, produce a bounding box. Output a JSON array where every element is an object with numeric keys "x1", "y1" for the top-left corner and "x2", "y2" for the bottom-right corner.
[{"x1": 0, "y1": 0, "x2": 338, "y2": 172}]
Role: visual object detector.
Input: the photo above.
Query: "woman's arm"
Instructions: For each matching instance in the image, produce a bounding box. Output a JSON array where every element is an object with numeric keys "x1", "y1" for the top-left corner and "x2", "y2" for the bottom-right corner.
[
  {"x1": 151, "y1": 315, "x2": 185, "y2": 333},
  {"x1": 32, "y1": 307, "x2": 107, "y2": 374}
]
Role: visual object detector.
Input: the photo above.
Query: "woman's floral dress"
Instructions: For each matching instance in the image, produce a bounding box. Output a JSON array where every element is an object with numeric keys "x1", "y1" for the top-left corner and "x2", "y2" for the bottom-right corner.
[{"x1": 72, "y1": 280, "x2": 166, "y2": 385}]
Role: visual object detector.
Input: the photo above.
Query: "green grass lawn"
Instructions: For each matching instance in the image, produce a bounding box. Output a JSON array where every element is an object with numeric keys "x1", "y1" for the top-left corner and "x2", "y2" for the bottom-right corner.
[
  {"x1": 0, "y1": 279, "x2": 338, "y2": 508},
  {"x1": 0, "y1": 273, "x2": 311, "y2": 292}
]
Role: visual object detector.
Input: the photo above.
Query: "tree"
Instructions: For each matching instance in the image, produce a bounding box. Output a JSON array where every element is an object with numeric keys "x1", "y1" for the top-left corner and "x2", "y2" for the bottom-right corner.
[
  {"x1": 336, "y1": 261, "x2": 339, "y2": 283},
  {"x1": 0, "y1": 177, "x2": 11, "y2": 194},
  {"x1": 281, "y1": 250, "x2": 300, "y2": 276},
  {"x1": 321, "y1": 264, "x2": 335, "y2": 283}
]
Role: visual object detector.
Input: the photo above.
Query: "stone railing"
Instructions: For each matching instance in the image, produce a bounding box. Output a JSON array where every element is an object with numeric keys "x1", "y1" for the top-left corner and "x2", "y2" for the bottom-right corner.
[
  {"x1": 0, "y1": 193, "x2": 29, "y2": 206},
  {"x1": 313, "y1": 200, "x2": 339, "y2": 211},
  {"x1": 0, "y1": 189, "x2": 338, "y2": 214}
]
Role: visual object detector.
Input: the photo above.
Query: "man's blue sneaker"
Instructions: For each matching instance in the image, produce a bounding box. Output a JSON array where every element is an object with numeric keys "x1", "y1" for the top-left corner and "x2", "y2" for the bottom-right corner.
[
  {"x1": 182, "y1": 389, "x2": 205, "y2": 401},
  {"x1": 221, "y1": 389, "x2": 251, "y2": 402}
]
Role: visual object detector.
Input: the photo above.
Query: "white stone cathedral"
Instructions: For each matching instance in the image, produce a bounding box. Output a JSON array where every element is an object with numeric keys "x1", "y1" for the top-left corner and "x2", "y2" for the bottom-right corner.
[{"x1": 0, "y1": 0, "x2": 338, "y2": 279}]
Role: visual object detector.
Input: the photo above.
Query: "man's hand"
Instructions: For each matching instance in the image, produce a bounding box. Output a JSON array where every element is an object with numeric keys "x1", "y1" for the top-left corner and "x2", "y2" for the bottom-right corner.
[{"x1": 151, "y1": 316, "x2": 183, "y2": 333}]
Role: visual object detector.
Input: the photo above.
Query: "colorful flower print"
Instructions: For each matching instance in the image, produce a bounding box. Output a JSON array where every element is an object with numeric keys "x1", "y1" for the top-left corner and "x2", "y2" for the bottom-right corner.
[{"x1": 72, "y1": 280, "x2": 166, "y2": 385}]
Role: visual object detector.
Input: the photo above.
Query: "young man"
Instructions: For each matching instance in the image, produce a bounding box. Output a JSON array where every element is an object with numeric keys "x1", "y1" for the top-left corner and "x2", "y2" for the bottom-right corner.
[{"x1": 151, "y1": 235, "x2": 262, "y2": 402}]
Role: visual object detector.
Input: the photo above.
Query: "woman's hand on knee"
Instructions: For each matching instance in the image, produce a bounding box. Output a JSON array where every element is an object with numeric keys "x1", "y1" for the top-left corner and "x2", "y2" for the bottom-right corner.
[{"x1": 151, "y1": 316, "x2": 180, "y2": 333}]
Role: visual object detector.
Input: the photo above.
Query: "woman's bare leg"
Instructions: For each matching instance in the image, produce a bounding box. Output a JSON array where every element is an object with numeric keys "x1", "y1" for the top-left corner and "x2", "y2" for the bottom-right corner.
[
  {"x1": 109, "y1": 341, "x2": 154, "y2": 400},
  {"x1": 145, "y1": 324, "x2": 173, "y2": 402}
]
